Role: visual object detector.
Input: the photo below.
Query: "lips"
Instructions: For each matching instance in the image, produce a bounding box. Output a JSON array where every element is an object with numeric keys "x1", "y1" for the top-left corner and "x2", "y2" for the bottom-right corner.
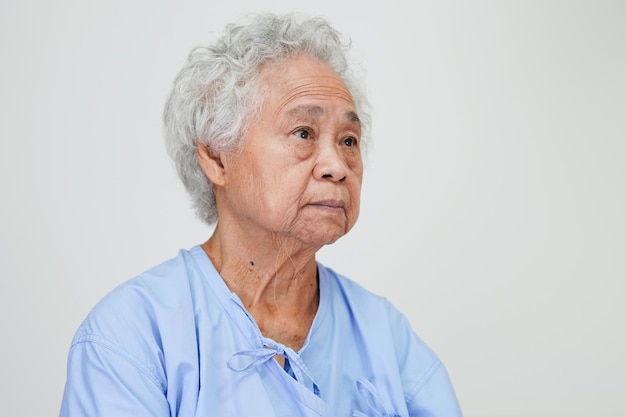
[{"x1": 308, "y1": 199, "x2": 346, "y2": 211}]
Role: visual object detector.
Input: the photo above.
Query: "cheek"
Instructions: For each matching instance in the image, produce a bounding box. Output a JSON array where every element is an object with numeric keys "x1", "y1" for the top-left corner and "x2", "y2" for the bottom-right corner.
[
  {"x1": 351, "y1": 164, "x2": 364, "y2": 195},
  {"x1": 257, "y1": 168, "x2": 307, "y2": 214},
  {"x1": 346, "y1": 153, "x2": 364, "y2": 182},
  {"x1": 351, "y1": 175, "x2": 363, "y2": 215},
  {"x1": 351, "y1": 191, "x2": 361, "y2": 219},
  {"x1": 347, "y1": 181, "x2": 362, "y2": 219},
  {"x1": 292, "y1": 141, "x2": 316, "y2": 161}
]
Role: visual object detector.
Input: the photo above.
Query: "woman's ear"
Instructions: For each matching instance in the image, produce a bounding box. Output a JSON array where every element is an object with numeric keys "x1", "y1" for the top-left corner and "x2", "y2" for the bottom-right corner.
[{"x1": 197, "y1": 142, "x2": 227, "y2": 186}]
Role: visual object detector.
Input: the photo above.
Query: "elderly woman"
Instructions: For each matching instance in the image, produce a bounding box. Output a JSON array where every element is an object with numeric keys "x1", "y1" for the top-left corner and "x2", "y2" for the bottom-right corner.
[{"x1": 60, "y1": 13, "x2": 462, "y2": 417}]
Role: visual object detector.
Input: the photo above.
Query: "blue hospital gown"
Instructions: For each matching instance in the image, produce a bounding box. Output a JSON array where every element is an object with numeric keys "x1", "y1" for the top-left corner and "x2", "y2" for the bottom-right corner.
[{"x1": 60, "y1": 246, "x2": 462, "y2": 416}]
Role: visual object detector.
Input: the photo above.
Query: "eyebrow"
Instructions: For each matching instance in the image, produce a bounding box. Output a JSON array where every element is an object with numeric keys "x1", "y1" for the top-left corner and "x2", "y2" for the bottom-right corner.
[
  {"x1": 286, "y1": 105, "x2": 361, "y2": 128},
  {"x1": 344, "y1": 111, "x2": 361, "y2": 127}
]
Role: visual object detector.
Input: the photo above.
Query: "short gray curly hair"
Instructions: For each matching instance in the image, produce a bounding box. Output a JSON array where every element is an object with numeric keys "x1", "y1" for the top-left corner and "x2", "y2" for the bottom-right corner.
[{"x1": 163, "y1": 12, "x2": 371, "y2": 225}]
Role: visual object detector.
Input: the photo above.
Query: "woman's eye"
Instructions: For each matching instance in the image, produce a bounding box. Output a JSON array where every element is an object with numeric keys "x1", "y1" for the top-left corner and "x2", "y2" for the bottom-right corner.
[
  {"x1": 294, "y1": 129, "x2": 310, "y2": 139},
  {"x1": 343, "y1": 137, "x2": 357, "y2": 147}
]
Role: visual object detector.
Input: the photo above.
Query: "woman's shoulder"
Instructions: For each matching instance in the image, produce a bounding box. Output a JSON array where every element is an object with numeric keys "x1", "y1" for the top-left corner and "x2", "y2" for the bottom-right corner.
[
  {"x1": 317, "y1": 262, "x2": 440, "y2": 361},
  {"x1": 317, "y1": 262, "x2": 397, "y2": 318},
  {"x1": 71, "y1": 247, "x2": 206, "y2": 352},
  {"x1": 315, "y1": 263, "x2": 458, "y2": 412},
  {"x1": 322, "y1": 264, "x2": 438, "y2": 357}
]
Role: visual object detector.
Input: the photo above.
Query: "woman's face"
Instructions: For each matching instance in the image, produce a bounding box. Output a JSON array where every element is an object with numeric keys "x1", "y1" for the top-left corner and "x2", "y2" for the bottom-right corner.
[{"x1": 216, "y1": 54, "x2": 363, "y2": 247}]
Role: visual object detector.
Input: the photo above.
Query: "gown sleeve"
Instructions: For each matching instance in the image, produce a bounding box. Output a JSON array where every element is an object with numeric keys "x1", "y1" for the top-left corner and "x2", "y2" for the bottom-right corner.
[
  {"x1": 404, "y1": 360, "x2": 463, "y2": 417},
  {"x1": 385, "y1": 300, "x2": 464, "y2": 417},
  {"x1": 59, "y1": 334, "x2": 170, "y2": 417}
]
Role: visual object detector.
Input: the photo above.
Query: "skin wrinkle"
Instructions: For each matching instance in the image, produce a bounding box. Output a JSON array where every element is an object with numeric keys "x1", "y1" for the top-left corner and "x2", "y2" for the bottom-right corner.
[
  {"x1": 273, "y1": 82, "x2": 354, "y2": 117},
  {"x1": 286, "y1": 104, "x2": 362, "y2": 130},
  {"x1": 287, "y1": 105, "x2": 325, "y2": 119}
]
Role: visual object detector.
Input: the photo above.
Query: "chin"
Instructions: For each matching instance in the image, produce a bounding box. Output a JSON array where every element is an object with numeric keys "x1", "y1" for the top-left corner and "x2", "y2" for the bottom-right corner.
[
  {"x1": 302, "y1": 225, "x2": 350, "y2": 247},
  {"x1": 286, "y1": 213, "x2": 357, "y2": 247}
]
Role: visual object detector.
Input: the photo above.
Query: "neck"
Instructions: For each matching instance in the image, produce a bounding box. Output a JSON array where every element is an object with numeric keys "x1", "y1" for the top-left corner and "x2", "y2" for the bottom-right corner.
[{"x1": 201, "y1": 223, "x2": 320, "y2": 349}]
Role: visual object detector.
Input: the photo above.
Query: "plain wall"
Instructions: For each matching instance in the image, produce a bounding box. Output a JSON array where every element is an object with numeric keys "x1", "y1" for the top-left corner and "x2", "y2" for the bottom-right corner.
[{"x1": 1, "y1": 1, "x2": 624, "y2": 416}]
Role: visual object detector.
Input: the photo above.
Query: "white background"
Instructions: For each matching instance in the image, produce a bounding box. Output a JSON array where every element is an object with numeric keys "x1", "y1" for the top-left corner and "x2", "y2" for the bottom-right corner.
[{"x1": 1, "y1": 1, "x2": 624, "y2": 416}]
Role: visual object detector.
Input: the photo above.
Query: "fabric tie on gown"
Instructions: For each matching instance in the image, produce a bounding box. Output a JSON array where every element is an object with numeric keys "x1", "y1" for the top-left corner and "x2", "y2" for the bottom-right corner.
[{"x1": 227, "y1": 337, "x2": 321, "y2": 397}]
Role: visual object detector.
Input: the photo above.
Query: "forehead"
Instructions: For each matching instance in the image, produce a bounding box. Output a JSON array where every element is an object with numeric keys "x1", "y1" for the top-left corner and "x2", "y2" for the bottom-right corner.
[{"x1": 258, "y1": 54, "x2": 356, "y2": 117}]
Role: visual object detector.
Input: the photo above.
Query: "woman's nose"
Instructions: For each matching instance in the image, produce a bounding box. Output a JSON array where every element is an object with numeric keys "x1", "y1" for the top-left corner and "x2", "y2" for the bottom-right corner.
[{"x1": 312, "y1": 140, "x2": 348, "y2": 182}]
